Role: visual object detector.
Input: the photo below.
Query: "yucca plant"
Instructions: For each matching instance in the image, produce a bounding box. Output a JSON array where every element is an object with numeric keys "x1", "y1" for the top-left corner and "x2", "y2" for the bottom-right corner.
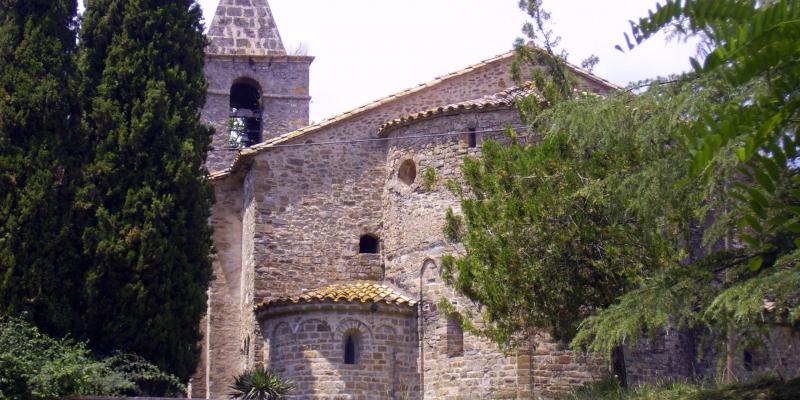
[{"x1": 229, "y1": 365, "x2": 295, "y2": 400}]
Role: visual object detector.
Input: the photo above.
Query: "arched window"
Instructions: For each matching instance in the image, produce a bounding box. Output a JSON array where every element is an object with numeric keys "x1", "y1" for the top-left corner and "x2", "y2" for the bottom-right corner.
[
  {"x1": 229, "y1": 78, "x2": 262, "y2": 148},
  {"x1": 359, "y1": 234, "x2": 379, "y2": 254},
  {"x1": 398, "y1": 159, "x2": 416, "y2": 185},
  {"x1": 447, "y1": 314, "x2": 464, "y2": 357},
  {"x1": 343, "y1": 331, "x2": 359, "y2": 364}
]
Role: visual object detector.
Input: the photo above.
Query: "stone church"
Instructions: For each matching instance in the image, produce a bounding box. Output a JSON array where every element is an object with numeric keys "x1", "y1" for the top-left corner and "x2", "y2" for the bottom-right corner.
[{"x1": 189, "y1": 1, "x2": 800, "y2": 399}]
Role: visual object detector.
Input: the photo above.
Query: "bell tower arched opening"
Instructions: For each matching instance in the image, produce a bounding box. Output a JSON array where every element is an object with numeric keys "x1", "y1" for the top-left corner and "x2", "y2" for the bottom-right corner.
[{"x1": 229, "y1": 78, "x2": 262, "y2": 148}]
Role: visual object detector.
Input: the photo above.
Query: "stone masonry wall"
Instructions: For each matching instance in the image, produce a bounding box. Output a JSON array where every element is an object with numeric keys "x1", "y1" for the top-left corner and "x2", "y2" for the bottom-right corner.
[
  {"x1": 245, "y1": 55, "x2": 519, "y2": 306},
  {"x1": 260, "y1": 303, "x2": 420, "y2": 399},
  {"x1": 202, "y1": 55, "x2": 521, "y2": 397},
  {"x1": 382, "y1": 109, "x2": 536, "y2": 399},
  {"x1": 200, "y1": 178, "x2": 245, "y2": 398},
  {"x1": 203, "y1": 55, "x2": 312, "y2": 174},
  {"x1": 201, "y1": 53, "x2": 625, "y2": 397},
  {"x1": 623, "y1": 329, "x2": 701, "y2": 385}
]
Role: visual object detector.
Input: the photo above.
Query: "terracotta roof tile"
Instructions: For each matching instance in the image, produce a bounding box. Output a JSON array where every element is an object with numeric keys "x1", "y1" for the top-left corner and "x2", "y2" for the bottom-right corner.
[
  {"x1": 378, "y1": 85, "x2": 539, "y2": 135},
  {"x1": 254, "y1": 281, "x2": 417, "y2": 311}
]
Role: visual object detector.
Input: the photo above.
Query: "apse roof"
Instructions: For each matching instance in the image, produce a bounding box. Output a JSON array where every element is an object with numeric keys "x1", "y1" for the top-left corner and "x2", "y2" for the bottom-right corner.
[{"x1": 254, "y1": 281, "x2": 417, "y2": 312}]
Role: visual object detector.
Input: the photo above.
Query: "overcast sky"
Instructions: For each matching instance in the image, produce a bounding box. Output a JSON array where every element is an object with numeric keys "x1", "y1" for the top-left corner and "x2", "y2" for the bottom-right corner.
[{"x1": 81, "y1": 1, "x2": 698, "y2": 123}]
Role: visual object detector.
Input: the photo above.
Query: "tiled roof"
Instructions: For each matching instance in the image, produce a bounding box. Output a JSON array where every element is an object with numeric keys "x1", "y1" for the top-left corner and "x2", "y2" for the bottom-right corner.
[
  {"x1": 378, "y1": 85, "x2": 539, "y2": 135},
  {"x1": 208, "y1": 50, "x2": 518, "y2": 181},
  {"x1": 209, "y1": 48, "x2": 621, "y2": 182},
  {"x1": 254, "y1": 281, "x2": 417, "y2": 311}
]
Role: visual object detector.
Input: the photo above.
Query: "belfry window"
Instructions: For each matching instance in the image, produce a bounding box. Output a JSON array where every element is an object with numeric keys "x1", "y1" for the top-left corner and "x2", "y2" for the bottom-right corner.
[
  {"x1": 359, "y1": 234, "x2": 380, "y2": 254},
  {"x1": 229, "y1": 79, "x2": 262, "y2": 148},
  {"x1": 343, "y1": 331, "x2": 359, "y2": 364}
]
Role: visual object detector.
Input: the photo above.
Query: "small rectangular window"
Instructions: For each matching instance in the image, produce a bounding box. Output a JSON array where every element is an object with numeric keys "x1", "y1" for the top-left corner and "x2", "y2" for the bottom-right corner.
[{"x1": 467, "y1": 128, "x2": 477, "y2": 148}]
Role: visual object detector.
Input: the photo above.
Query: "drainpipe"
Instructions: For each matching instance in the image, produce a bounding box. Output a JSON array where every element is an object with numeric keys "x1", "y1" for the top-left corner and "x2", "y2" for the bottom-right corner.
[{"x1": 418, "y1": 274, "x2": 425, "y2": 398}]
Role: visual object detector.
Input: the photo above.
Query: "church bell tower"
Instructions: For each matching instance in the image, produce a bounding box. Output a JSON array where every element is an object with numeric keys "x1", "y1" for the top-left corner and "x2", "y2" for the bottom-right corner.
[{"x1": 202, "y1": 0, "x2": 313, "y2": 174}]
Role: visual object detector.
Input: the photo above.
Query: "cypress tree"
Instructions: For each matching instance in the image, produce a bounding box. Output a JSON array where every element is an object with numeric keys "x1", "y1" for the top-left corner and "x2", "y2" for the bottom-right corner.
[
  {"x1": 0, "y1": 0, "x2": 85, "y2": 336},
  {"x1": 78, "y1": 0, "x2": 213, "y2": 381}
]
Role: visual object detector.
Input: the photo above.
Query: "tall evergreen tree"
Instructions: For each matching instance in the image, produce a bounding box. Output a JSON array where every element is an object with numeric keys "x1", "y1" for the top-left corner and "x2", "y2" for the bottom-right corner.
[
  {"x1": 0, "y1": 0, "x2": 86, "y2": 336},
  {"x1": 77, "y1": 0, "x2": 213, "y2": 381}
]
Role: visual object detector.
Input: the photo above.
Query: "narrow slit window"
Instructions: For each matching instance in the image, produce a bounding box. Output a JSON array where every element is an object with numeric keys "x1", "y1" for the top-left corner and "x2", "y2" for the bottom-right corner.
[
  {"x1": 467, "y1": 128, "x2": 477, "y2": 148},
  {"x1": 344, "y1": 333, "x2": 358, "y2": 364}
]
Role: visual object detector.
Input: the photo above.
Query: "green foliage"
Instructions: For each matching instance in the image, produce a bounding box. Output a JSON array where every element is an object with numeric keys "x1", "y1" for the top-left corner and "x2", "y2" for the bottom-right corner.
[
  {"x1": 0, "y1": 0, "x2": 87, "y2": 338},
  {"x1": 442, "y1": 128, "x2": 664, "y2": 343},
  {"x1": 0, "y1": 317, "x2": 186, "y2": 399},
  {"x1": 423, "y1": 166, "x2": 437, "y2": 191},
  {"x1": 574, "y1": 0, "x2": 800, "y2": 356},
  {"x1": 229, "y1": 366, "x2": 295, "y2": 400},
  {"x1": 0, "y1": 317, "x2": 130, "y2": 399},
  {"x1": 513, "y1": 0, "x2": 580, "y2": 103},
  {"x1": 559, "y1": 375, "x2": 800, "y2": 400},
  {"x1": 625, "y1": 0, "x2": 800, "y2": 296},
  {"x1": 102, "y1": 353, "x2": 186, "y2": 397},
  {"x1": 443, "y1": 208, "x2": 463, "y2": 243},
  {"x1": 557, "y1": 376, "x2": 699, "y2": 400},
  {"x1": 76, "y1": 0, "x2": 214, "y2": 381},
  {"x1": 696, "y1": 376, "x2": 800, "y2": 400},
  {"x1": 441, "y1": 71, "x2": 741, "y2": 346},
  {"x1": 443, "y1": 0, "x2": 800, "y2": 369},
  {"x1": 1, "y1": 0, "x2": 216, "y2": 385}
]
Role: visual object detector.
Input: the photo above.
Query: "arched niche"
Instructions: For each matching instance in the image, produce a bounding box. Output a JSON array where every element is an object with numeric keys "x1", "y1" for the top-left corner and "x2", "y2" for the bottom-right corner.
[{"x1": 229, "y1": 77, "x2": 262, "y2": 148}]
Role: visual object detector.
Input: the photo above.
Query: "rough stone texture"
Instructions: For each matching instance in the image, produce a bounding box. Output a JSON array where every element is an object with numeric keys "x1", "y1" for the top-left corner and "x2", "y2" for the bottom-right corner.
[
  {"x1": 623, "y1": 329, "x2": 702, "y2": 385},
  {"x1": 194, "y1": 6, "x2": 799, "y2": 397},
  {"x1": 194, "y1": 50, "x2": 537, "y2": 397},
  {"x1": 737, "y1": 327, "x2": 800, "y2": 381},
  {"x1": 204, "y1": 177, "x2": 246, "y2": 398},
  {"x1": 202, "y1": 55, "x2": 312, "y2": 174},
  {"x1": 206, "y1": 0, "x2": 286, "y2": 56},
  {"x1": 259, "y1": 302, "x2": 420, "y2": 399},
  {"x1": 382, "y1": 109, "x2": 534, "y2": 399},
  {"x1": 529, "y1": 333, "x2": 605, "y2": 398},
  {"x1": 193, "y1": 43, "x2": 628, "y2": 397}
]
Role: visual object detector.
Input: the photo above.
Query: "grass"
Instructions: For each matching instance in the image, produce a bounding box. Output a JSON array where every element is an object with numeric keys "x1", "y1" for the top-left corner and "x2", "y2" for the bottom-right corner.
[{"x1": 556, "y1": 376, "x2": 800, "y2": 400}]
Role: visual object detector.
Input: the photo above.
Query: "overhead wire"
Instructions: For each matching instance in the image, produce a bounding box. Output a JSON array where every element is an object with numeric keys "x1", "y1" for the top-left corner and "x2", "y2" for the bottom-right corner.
[{"x1": 261, "y1": 125, "x2": 532, "y2": 149}]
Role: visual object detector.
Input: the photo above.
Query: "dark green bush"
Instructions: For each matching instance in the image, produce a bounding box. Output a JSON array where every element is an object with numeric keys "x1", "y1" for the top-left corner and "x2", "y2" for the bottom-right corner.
[{"x1": 557, "y1": 375, "x2": 800, "y2": 400}]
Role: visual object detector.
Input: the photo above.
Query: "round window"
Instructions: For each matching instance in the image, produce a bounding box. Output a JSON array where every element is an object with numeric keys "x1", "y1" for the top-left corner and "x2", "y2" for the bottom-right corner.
[{"x1": 398, "y1": 159, "x2": 417, "y2": 185}]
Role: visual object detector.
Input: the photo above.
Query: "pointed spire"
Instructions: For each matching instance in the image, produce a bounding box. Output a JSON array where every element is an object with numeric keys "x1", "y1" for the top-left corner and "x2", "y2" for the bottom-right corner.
[{"x1": 206, "y1": 0, "x2": 286, "y2": 56}]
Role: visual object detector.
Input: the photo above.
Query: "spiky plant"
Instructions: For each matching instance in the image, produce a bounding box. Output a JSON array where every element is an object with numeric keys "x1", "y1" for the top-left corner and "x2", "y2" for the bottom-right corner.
[{"x1": 229, "y1": 366, "x2": 294, "y2": 400}]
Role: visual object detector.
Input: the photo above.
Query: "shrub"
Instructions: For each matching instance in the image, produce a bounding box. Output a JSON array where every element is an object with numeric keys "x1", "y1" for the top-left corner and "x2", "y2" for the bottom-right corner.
[
  {"x1": 230, "y1": 365, "x2": 295, "y2": 400},
  {"x1": 0, "y1": 317, "x2": 127, "y2": 399},
  {"x1": 557, "y1": 375, "x2": 800, "y2": 400},
  {"x1": 102, "y1": 353, "x2": 186, "y2": 397},
  {"x1": 0, "y1": 317, "x2": 185, "y2": 399}
]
